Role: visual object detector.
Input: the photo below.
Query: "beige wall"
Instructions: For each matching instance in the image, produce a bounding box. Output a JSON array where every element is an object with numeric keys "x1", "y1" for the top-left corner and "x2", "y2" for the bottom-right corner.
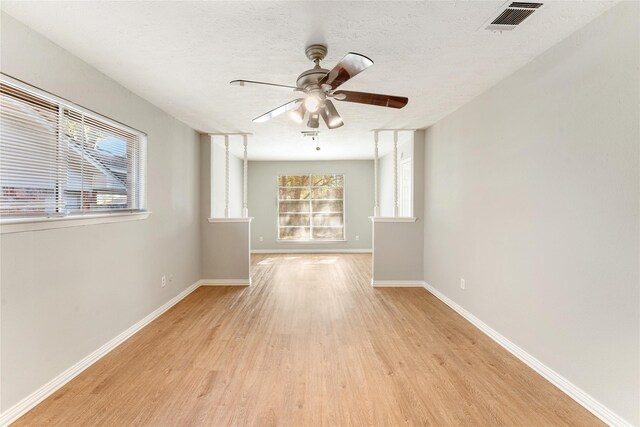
[
  {"x1": 0, "y1": 13, "x2": 201, "y2": 411},
  {"x1": 422, "y1": 3, "x2": 639, "y2": 424}
]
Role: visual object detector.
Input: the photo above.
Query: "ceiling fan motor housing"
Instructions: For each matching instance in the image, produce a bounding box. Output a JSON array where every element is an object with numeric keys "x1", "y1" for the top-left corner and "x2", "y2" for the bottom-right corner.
[
  {"x1": 296, "y1": 66, "x2": 330, "y2": 92},
  {"x1": 298, "y1": 44, "x2": 330, "y2": 93}
]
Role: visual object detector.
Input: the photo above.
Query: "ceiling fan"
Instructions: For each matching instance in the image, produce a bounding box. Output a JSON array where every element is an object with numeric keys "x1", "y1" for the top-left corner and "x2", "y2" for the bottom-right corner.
[{"x1": 230, "y1": 44, "x2": 408, "y2": 129}]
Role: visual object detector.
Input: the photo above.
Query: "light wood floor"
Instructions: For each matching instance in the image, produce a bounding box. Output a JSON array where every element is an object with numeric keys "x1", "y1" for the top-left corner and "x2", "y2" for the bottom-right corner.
[{"x1": 16, "y1": 254, "x2": 600, "y2": 426}]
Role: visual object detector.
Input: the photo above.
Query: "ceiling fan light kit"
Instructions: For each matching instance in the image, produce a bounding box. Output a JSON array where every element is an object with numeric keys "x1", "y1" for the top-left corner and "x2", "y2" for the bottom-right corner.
[
  {"x1": 307, "y1": 112, "x2": 320, "y2": 129},
  {"x1": 322, "y1": 100, "x2": 344, "y2": 129},
  {"x1": 288, "y1": 103, "x2": 306, "y2": 123},
  {"x1": 304, "y1": 95, "x2": 321, "y2": 113},
  {"x1": 230, "y1": 44, "x2": 408, "y2": 130}
]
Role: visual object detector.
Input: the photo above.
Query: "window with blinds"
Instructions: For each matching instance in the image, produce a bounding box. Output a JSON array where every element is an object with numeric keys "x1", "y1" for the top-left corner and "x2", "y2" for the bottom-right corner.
[
  {"x1": 0, "y1": 77, "x2": 146, "y2": 219},
  {"x1": 278, "y1": 174, "x2": 344, "y2": 241}
]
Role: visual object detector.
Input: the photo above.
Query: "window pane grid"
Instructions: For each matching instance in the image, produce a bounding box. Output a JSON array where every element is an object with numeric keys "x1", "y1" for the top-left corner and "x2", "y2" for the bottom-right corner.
[{"x1": 277, "y1": 174, "x2": 344, "y2": 241}]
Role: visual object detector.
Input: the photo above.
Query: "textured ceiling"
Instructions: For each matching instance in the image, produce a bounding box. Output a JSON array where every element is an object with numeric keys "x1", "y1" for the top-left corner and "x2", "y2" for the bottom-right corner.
[{"x1": 1, "y1": 1, "x2": 617, "y2": 160}]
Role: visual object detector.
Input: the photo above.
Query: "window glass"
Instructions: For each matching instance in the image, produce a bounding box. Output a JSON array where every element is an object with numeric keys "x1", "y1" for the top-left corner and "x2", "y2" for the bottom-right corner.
[{"x1": 277, "y1": 174, "x2": 345, "y2": 241}]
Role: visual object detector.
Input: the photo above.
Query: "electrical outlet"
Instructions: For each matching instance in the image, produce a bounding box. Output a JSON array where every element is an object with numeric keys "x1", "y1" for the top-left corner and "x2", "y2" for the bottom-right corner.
[
  {"x1": 355, "y1": 235, "x2": 360, "y2": 241},
  {"x1": 161, "y1": 276, "x2": 166, "y2": 288},
  {"x1": 259, "y1": 236, "x2": 263, "y2": 242},
  {"x1": 460, "y1": 278, "x2": 465, "y2": 290}
]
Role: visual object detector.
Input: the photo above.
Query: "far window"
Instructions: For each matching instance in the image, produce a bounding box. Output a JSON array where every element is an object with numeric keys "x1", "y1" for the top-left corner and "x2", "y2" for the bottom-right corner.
[{"x1": 278, "y1": 174, "x2": 344, "y2": 241}]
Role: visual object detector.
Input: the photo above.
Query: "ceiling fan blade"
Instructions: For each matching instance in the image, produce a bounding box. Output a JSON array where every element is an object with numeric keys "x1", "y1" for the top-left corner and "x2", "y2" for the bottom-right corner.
[
  {"x1": 231, "y1": 80, "x2": 297, "y2": 91},
  {"x1": 253, "y1": 99, "x2": 303, "y2": 123},
  {"x1": 318, "y1": 52, "x2": 373, "y2": 91},
  {"x1": 333, "y1": 90, "x2": 408, "y2": 109},
  {"x1": 320, "y1": 100, "x2": 344, "y2": 129}
]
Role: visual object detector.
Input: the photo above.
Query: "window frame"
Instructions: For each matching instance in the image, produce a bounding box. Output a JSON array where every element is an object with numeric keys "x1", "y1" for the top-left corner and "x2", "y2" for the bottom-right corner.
[
  {"x1": 0, "y1": 74, "x2": 149, "y2": 233},
  {"x1": 276, "y1": 174, "x2": 346, "y2": 243}
]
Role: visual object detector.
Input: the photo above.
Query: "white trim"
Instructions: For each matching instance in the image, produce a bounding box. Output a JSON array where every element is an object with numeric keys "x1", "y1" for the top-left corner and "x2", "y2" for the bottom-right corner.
[
  {"x1": 393, "y1": 130, "x2": 399, "y2": 217},
  {"x1": 276, "y1": 239, "x2": 346, "y2": 244},
  {"x1": 0, "y1": 280, "x2": 200, "y2": 427},
  {"x1": 224, "y1": 136, "x2": 230, "y2": 218},
  {"x1": 247, "y1": 218, "x2": 252, "y2": 282},
  {"x1": 422, "y1": 282, "x2": 632, "y2": 427},
  {"x1": 199, "y1": 278, "x2": 251, "y2": 286},
  {"x1": 0, "y1": 211, "x2": 151, "y2": 234},
  {"x1": 373, "y1": 130, "x2": 380, "y2": 217},
  {"x1": 252, "y1": 249, "x2": 371, "y2": 254},
  {"x1": 207, "y1": 217, "x2": 253, "y2": 223},
  {"x1": 399, "y1": 157, "x2": 413, "y2": 217},
  {"x1": 369, "y1": 216, "x2": 417, "y2": 223},
  {"x1": 209, "y1": 135, "x2": 215, "y2": 217},
  {"x1": 242, "y1": 135, "x2": 249, "y2": 218},
  {"x1": 371, "y1": 280, "x2": 424, "y2": 287}
]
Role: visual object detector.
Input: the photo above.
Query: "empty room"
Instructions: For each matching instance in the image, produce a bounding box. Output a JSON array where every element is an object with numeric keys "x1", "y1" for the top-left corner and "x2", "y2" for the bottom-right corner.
[{"x1": 0, "y1": 1, "x2": 638, "y2": 426}]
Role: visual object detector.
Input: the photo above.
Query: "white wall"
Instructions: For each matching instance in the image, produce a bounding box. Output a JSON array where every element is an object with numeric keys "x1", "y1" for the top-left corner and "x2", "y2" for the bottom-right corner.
[
  {"x1": 422, "y1": 3, "x2": 639, "y2": 424},
  {"x1": 211, "y1": 136, "x2": 243, "y2": 218},
  {"x1": 248, "y1": 160, "x2": 373, "y2": 251},
  {"x1": 379, "y1": 137, "x2": 414, "y2": 217},
  {"x1": 0, "y1": 13, "x2": 201, "y2": 412}
]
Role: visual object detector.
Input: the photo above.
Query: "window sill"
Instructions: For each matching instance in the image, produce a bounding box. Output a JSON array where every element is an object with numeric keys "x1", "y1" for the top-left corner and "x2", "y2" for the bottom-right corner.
[
  {"x1": 276, "y1": 239, "x2": 347, "y2": 244},
  {"x1": 369, "y1": 216, "x2": 417, "y2": 223},
  {"x1": 0, "y1": 211, "x2": 151, "y2": 234},
  {"x1": 207, "y1": 217, "x2": 253, "y2": 223}
]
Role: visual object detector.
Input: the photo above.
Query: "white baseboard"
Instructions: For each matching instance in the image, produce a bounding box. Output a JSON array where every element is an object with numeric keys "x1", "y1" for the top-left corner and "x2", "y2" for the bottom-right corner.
[
  {"x1": 371, "y1": 279, "x2": 424, "y2": 287},
  {"x1": 0, "y1": 280, "x2": 201, "y2": 427},
  {"x1": 251, "y1": 249, "x2": 372, "y2": 254},
  {"x1": 199, "y1": 278, "x2": 251, "y2": 286},
  {"x1": 422, "y1": 282, "x2": 632, "y2": 427}
]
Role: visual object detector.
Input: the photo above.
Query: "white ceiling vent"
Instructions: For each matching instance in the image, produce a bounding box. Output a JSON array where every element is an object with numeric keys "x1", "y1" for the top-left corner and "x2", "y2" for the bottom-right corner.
[{"x1": 485, "y1": 2, "x2": 543, "y2": 31}]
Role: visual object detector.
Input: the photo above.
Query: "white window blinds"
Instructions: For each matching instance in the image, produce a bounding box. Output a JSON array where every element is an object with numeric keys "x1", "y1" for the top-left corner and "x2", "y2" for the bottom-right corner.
[{"x1": 0, "y1": 77, "x2": 146, "y2": 218}]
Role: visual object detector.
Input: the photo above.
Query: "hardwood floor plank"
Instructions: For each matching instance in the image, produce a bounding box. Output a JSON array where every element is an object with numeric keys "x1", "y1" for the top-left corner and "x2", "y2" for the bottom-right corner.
[{"x1": 14, "y1": 254, "x2": 601, "y2": 426}]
